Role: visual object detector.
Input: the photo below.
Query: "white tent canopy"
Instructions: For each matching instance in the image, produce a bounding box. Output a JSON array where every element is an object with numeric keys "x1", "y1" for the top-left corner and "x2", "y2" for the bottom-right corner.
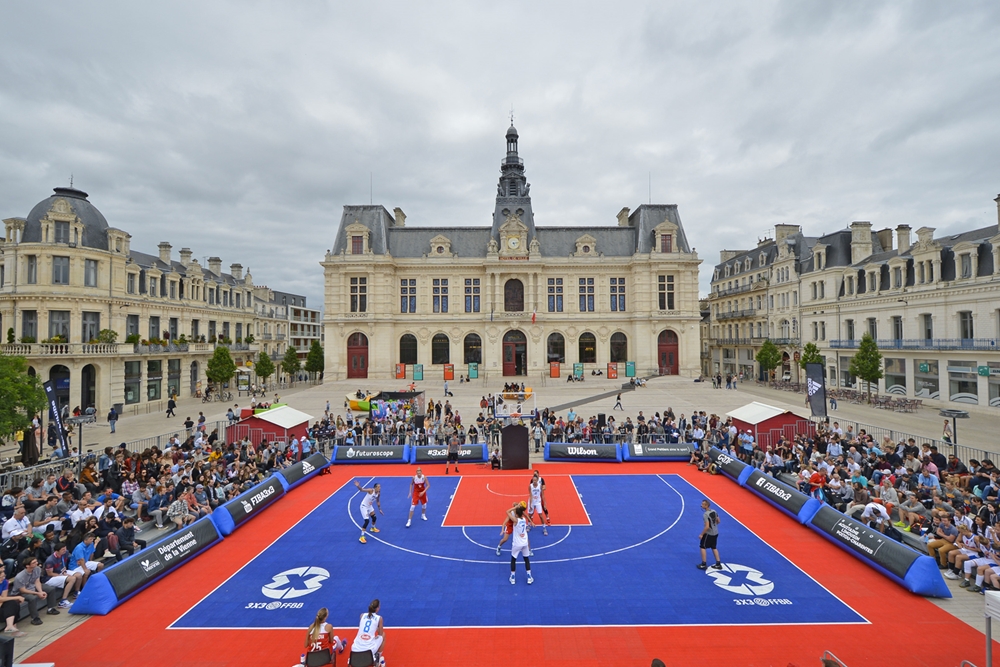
[
  {"x1": 725, "y1": 401, "x2": 790, "y2": 425},
  {"x1": 252, "y1": 405, "x2": 314, "y2": 429}
]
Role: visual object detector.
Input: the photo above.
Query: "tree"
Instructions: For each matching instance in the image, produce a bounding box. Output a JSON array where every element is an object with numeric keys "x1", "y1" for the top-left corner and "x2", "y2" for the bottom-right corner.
[
  {"x1": 281, "y1": 347, "x2": 301, "y2": 384},
  {"x1": 798, "y1": 342, "x2": 823, "y2": 369},
  {"x1": 755, "y1": 339, "x2": 782, "y2": 383},
  {"x1": 0, "y1": 356, "x2": 46, "y2": 438},
  {"x1": 305, "y1": 341, "x2": 324, "y2": 378},
  {"x1": 206, "y1": 346, "x2": 237, "y2": 389},
  {"x1": 849, "y1": 333, "x2": 883, "y2": 401},
  {"x1": 6, "y1": 328, "x2": 14, "y2": 345},
  {"x1": 255, "y1": 351, "x2": 275, "y2": 385}
]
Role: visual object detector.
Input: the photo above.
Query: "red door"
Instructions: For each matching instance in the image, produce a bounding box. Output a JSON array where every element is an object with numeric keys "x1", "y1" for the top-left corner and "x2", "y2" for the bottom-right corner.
[
  {"x1": 347, "y1": 332, "x2": 368, "y2": 379},
  {"x1": 502, "y1": 330, "x2": 526, "y2": 376},
  {"x1": 657, "y1": 330, "x2": 678, "y2": 375}
]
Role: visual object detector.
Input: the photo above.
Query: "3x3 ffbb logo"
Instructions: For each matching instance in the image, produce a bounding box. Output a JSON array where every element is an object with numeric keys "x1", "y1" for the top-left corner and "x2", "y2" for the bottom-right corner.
[{"x1": 245, "y1": 601, "x2": 305, "y2": 610}]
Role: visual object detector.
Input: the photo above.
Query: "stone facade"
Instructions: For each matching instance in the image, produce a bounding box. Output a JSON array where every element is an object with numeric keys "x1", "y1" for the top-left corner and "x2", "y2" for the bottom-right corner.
[{"x1": 322, "y1": 125, "x2": 702, "y2": 381}]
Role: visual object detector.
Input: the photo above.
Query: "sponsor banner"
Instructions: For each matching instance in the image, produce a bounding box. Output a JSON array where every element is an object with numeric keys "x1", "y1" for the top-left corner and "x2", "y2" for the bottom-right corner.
[
  {"x1": 708, "y1": 447, "x2": 749, "y2": 480},
  {"x1": 224, "y1": 476, "x2": 285, "y2": 527},
  {"x1": 331, "y1": 445, "x2": 408, "y2": 464},
  {"x1": 279, "y1": 453, "x2": 331, "y2": 487},
  {"x1": 413, "y1": 444, "x2": 486, "y2": 463},
  {"x1": 809, "y1": 505, "x2": 919, "y2": 580},
  {"x1": 805, "y1": 362, "x2": 828, "y2": 418},
  {"x1": 744, "y1": 470, "x2": 808, "y2": 516},
  {"x1": 104, "y1": 517, "x2": 221, "y2": 600},
  {"x1": 546, "y1": 443, "x2": 620, "y2": 461},
  {"x1": 623, "y1": 442, "x2": 693, "y2": 461},
  {"x1": 42, "y1": 381, "x2": 69, "y2": 454}
]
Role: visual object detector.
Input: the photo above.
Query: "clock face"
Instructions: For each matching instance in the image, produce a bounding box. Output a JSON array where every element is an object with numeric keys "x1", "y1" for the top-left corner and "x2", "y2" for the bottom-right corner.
[{"x1": 507, "y1": 237, "x2": 520, "y2": 249}]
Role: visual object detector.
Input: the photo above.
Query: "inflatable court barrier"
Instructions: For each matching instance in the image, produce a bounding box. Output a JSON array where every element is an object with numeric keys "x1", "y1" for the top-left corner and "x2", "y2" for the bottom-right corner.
[
  {"x1": 331, "y1": 444, "x2": 410, "y2": 464},
  {"x1": 410, "y1": 444, "x2": 487, "y2": 463},
  {"x1": 743, "y1": 469, "x2": 822, "y2": 525},
  {"x1": 544, "y1": 442, "x2": 621, "y2": 462},
  {"x1": 808, "y1": 505, "x2": 950, "y2": 598},
  {"x1": 70, "y1": 517, "x2": 222, "y2": 615},
  {"x1": 708, "y1": 447, "x2": 752, "y2": 484},
  {"x1": 621, "y1": 442, "x2": 693, "y2": 461},
  {"x1": 278, "y1": 452, "x2": 332, "y2": 489},
  {"x1": 212, "y1": 475, "x2": 286, "y2": 536}
]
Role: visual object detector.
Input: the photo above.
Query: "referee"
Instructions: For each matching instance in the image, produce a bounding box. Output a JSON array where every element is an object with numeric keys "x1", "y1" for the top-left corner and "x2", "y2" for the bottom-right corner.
[{"x1": 697, "y1": 499, "x2": 723, "y2": 570}]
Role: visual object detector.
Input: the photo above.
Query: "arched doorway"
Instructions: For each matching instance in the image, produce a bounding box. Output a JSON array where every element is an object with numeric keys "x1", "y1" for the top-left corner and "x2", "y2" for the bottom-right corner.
[
  {"x1": 657, "y1": 330, "x2": 678, "y2": 375},
  {"x1": 431, "y1": 334, "x2": 450, "y2": 365},
  {"x1": 81, "y1": 364, "x2": 97, "y2": 411},
  {"x1": 610, "y1": 332, "x2": 628, "y2": 363},
  {"x1": 399, "y1": 334, "x2": 417, "y2": 365},
  {"x1": 578, "y1": 332, "x2": 597, "y2": 364},
  {"x1": 190, "y1": 362, "x2": 199, "y2": 396},
  {"x1": 347, "y1": 332, "x2": 369, "y2": 379},
  {"x1": 49, "y1": 365, "x2": 70, "y2": 413},
  {"x1": 463, "y1": 334, "x2": 482, "y2": 365},
  {"x1": 781, "y1": 352, "x2": 791, "y2": 381},
  {"x1": 504, "y1": 279, "x2": 524, "y2": 312},
  {"x1": 546, "y1": 333, "x2": 565, "y2": 363},
  {"x1": 503, "y1": 330, "x2": 527, "y2": 376}
]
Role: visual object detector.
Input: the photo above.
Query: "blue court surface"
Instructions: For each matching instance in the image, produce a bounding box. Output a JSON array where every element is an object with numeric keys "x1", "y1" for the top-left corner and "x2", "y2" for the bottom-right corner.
[{"x1": 171, "y1": 474, "x2": 866, "y2": 629}]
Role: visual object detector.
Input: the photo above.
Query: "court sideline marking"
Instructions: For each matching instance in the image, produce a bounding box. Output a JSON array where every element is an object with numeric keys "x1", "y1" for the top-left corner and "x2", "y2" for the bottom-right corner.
[{"x1": 440, "y1": 475, "x2": 463, "y2": 527}]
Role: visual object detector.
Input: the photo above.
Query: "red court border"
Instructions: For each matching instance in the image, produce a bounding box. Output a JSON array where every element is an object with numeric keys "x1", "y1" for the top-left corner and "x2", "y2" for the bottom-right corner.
[{"x1": 29, "y1": 462, "x2": 993, "y2": 667}]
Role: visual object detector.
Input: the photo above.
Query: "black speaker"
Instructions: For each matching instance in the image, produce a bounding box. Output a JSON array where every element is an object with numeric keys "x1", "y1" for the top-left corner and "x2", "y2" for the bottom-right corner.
[
  {"x1": 500, "y1": 424, "x2": 530, "y2": 470},
  {"x1": 0, "y1": 634, "x2": 13, "y2": 667},
  {"x1": 597, "y1": 413, "x2": 606, "y2": 428},
  {"x1": 414, "y1": 415, "x2": 425, "y2": 429}
]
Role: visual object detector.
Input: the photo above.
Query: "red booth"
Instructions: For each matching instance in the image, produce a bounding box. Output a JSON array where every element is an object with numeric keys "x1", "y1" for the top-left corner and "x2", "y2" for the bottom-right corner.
[{"x1": 726, "y1": 401, "x2": 814, "y2": 450}]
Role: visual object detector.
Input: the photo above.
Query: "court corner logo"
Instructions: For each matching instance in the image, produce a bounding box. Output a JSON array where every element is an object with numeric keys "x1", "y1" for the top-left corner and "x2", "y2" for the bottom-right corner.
[
  {"x1": 706, "y1": 563, "x2": 774, "y2": 596},
  {"x1": 261, "y1": 566, "x2": 330, "y2": 600}
]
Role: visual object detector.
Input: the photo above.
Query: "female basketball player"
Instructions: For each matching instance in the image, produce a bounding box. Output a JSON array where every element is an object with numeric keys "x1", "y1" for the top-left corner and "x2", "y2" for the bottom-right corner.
[
  {"x1": 496, "y1": 501, "x2": 524, "y2": 556},
  {"x1": 509, "y1": 504, "x2": 534, "y2": 585},
  {"x1": 406, "y1": 468, "x2": 430, "y2": 527},
  {"x1": 527, "y1": 471, "x2": 550, "y2": 536},
  {"x1": 303, "y1": 607, "x2": 346, "y2": 666},
  {"x1": 354, "y1": 480, "x2": 383, "y2": 544},
  {"x1": 350, "y1": 599, "x2": 387, "y2": 667}
]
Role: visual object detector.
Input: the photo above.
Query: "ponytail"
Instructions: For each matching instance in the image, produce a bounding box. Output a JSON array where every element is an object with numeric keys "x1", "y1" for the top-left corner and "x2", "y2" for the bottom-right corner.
[
  {"x1": 306, "y1": 607, "x2": 328, "y2": 644},
  {"x1": 366, "y1": 599, "x2": 380, "y2": 619}
]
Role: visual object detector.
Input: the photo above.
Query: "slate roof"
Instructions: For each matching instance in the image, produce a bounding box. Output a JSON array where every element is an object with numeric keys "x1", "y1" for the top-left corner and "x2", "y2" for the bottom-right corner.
[{"x1": 21, "y1": 187, "x2": 109, "y2": 250}]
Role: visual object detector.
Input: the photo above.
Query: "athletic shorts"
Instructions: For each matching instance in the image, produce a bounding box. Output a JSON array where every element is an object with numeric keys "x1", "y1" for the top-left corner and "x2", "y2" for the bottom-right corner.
[
  {"x1": 362, "y1": 507, "x2": 376, "y2": 520},
  {"x1": 46, "y1": 575, "x2": 69, "y2": 588},
  {"x1": 700, "y1": 533, "x2": 718, "y2": 550},
  {"x1": 412, "y1": 492, "x2": 427, "y2": 506},
  {"x1": 447, "y1": 452, "x2": 459, "y2": 463},
  {"x1": 511, "y1": 543, "x2": 530, "y2": 559},
  {"x1": 503, "y1": 522, "x2": 513, "y2": 535},
  {"x1": 70, "y1": 562, "x2": 101, "y2": 575},
  {"x1": 528, "y1": 500, "x2": 544, "y2": 515}
]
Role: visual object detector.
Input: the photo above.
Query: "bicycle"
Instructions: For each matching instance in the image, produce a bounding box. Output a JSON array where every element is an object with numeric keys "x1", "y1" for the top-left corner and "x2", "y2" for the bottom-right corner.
[{"x1": 220, "y1": 390, "x2": 233, "y2": 402}]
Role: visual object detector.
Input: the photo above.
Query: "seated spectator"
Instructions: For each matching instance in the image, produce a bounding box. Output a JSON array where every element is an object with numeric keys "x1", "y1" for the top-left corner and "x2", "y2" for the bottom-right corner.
[
  {"x1": 32, "y1": 496, "x2": 63, "y2": 536},
  {"x1": 0, "y1": 566, "x2": 26, "y2": 636},
  {"x1": 114, "y1": 517, "x2": 146, "y2": 557},
  {"x1": 895, "y1": 492, "x2": 929, "y2": 532},
  {"x1": 167, "y1": 493, "x2": 196, "y2": 529},
  {"x1": 69, "y1": 532, "x2": 103, "y2": 586},
  {"x1": 12, "y1": 555, "x2": 60, "y2": 624},
  {"x1": 2, "y1": 507, "x2": 31, "y2": 541},
  {"x1": 43, "y1": 544, "x2": 80, "y2": 607},
  {"x1": 927, "y1": 515, "x2": 959, "y2": 568}
]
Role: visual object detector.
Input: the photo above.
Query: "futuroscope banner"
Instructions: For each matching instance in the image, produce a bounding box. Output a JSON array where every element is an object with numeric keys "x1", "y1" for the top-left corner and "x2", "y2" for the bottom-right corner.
[
  {"x1": 622, "y1": 442, "x2": 693, "y2": 461},
  {"x1": 212, "y1": 475, "x2": 285, "y2": 536},
  {"x1": 70, "y1": 517, "x2": 222, "y2": 615},
  {"x1": 708, "y1": 447, "x2": 751, "y2": 484},
  {"x1": 808, "y1": 505, "x2": 950, "y2": 598},
  {"x1": 545, "y1": 443, "x2": 621, "y2": 462},
  {"x1": 278, "y1": 452, "x2": 331, "y2": 489},
  {"x1": 412, "y1": 444, "x2": 486, "y2": 463},
  {"x1": 331, "y1": 445, "x2": 409, "y2": 464},
  {"x1": 743, "y1": 469, "x2": 820, "y2": 524}
]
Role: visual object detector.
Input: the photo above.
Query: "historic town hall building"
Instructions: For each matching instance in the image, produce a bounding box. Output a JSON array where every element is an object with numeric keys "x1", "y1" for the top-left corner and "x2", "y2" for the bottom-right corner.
[{"x1": 322, "y1": 125, "x2": 702, "y2": 381}]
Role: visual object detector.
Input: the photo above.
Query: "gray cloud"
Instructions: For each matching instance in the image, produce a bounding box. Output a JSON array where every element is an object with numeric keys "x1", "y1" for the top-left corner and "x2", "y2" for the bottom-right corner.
[{"x1": 1, "y1": 1, "x2": 998, "y2": 305}]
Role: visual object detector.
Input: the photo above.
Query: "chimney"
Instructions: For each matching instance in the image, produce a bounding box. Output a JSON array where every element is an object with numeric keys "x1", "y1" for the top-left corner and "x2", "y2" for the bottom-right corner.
[
  {"x1": 230, "y1": 263, "x2": 243, "y2": 281},
  {"x1": 895, "y1": 225, "x2": 911, "y2": 254},
  {"x1": 757, "y1": 237, "x2": 772, "y2": 248},
  {"x1": 774, "y1": 224, "x2": 801, "y2": 243},
  {"x1": 157, "y1": 242, "x2": 172, "y2": 265},
  {"x1": 719, "y1": 250, "x2": 743, "y2": 262},
  {"x1": 875, "y1": 228, "x2": 893, "y2": 252},
  {"x1": 179, "y1": 247, "x2": 192, "y2": 267},
  {"x1": 617, "y1": 207, "x2": 630, "y2": 227},
  {"x1": 208, "y1": 256, "x2": 222, "y2": 275},
  {"x1": 850, "y1": 221, "x2": 873, "y2": 264},
  {"x1": 915, "y1": 227, "x2": 935, "y2": 246},
  {"x1": 393, "y1": 207, "x2": 406, "y2": 227}
]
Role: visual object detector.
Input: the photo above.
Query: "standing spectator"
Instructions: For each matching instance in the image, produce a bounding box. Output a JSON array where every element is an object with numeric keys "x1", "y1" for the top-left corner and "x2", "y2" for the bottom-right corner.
[
  {"x1": 183, "y1": 416, "x2": 194, "y2": 438},
  {"x1": 166, "y1": 396, "x2": 177, "y2": 418},
  {"x1": 613, "y1": 394, "x2": 623, "y2": 411},
  {"x1": 443, "y1": 380, "x2": 453, "y2": 397},
  {"x1": 107, "y1": 407, "x2": 118, "y2": 434}
]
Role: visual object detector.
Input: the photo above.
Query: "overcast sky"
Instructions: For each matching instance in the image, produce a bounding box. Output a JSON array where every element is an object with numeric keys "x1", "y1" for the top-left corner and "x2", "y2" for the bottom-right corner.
[{"x1": 2, "y1": 2, "x2": 999, "y2": 308}]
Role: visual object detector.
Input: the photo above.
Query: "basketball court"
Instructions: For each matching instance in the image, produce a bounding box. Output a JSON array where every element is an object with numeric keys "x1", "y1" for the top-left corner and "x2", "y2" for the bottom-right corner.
[{"x1": 29, "y1": 462, "x2": 992, "y2": 666}]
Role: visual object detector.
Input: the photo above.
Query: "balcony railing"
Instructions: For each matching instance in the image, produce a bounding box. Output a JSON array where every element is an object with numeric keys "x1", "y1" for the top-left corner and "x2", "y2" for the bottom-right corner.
[
  {"x1": 715, "y1": 338, "x2": 755, "y2": 346},
  {"x1": 771, "y1": 338, "x2": 801, "y2": 347},
  {"x1": 262, "y1": 333, "x2": 273, "y2": 340},
  {"x1": 0, "y1": 342, "x2": 222, "y2": 357},
  {"x1": 713, "y1": 282, "x2": 764, "y2": 298},
  {"x1": 716, "y1": 308, "x2": 756, "y2": 321},
  {"x1": 830, "y1": 338, "x2": 1000, "y2": 351}
]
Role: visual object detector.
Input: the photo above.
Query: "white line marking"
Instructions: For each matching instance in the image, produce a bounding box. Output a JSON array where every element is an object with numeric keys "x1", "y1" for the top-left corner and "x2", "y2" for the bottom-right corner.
[
  {"x1": 668, "y1": 474, "x2": 871, "y2": 626},
  {"x1": 462, "y1": 525, "x2": 573, "y2": 552},
  {"x1": 168, "y1": 475, "x2": 359, "y2": 629},
  {"x1": 440, "y1": 475, "x2": 463, "y2": 527},
  {"x1": 170, "y1": 619, "x2": 867, "y2": 631},
  {"x1": 567, "y1": 474, "x2": 593, "y2": 526}
]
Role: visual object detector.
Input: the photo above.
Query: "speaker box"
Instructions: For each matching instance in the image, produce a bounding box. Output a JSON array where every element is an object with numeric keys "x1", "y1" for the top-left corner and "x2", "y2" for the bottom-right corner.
[
  {"x1": 597, "y1": 413, "x2": 606, "y2": 428},
  {"x1": 0, "y1": 634, "x2": 13, "y2": 667},
  {"x1": 414, "y1": 415, "x2": 425, "y2": 430}
]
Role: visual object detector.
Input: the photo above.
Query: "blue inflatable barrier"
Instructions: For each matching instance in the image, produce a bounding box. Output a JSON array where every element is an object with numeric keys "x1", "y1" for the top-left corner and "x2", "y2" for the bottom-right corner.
[
  {"x1": 278, "y1": 452, "x2": 331, "y2": 489},
  {"x1": 330, "y1": 445, "x2": 409, "y2": 464},
  {"x1": 621, "y1": 442, "x2": 693, "y2": 461},
  {"x1": 742, "y1": 469, "x2": 821, "y2": 524},
  {"x1": 544, "y1": 442, "x2": 621, "y2": 462},
  {"x1": 211, "y1": 475, "x2": 286, "y2": 536},
  {"x1": 67, "y1": 572, "x2": 117, "y2": 615}
]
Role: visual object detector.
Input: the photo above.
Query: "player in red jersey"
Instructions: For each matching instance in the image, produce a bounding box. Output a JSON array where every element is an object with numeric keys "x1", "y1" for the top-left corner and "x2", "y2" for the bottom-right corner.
[
  {"x1": 406, "y1": 467, "x2": 430, "y2": 527},
  {"x1": 303, "y1": 607, "x2": 346, "y2": 666},
  {"x1": 496, "y1": 501, "x2": 527, "y2": 556}
]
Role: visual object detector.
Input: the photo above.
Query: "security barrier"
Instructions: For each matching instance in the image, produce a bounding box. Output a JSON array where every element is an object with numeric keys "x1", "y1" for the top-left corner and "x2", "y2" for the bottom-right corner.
[
  {"x1": 330, "y1": 444, "x2": 410, "y2": 464},
  {"x1": 621, "y1": 442, "x2": 693, "y2": 461},
  {"x1": 410, "y1": 444, "x2": 487, "y2": 463},
  {"x1": 544, "y1": 442, "x2": 621, "y2": 462}
]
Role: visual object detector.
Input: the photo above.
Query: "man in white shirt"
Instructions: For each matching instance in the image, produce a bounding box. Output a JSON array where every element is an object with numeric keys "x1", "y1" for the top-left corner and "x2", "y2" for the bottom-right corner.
[
  {"x1": 2, "y1": 506, "x2": 32, "y2": 540},
  {"x1": 69, "y1": 500, "x2": 94, "y2": 528}
]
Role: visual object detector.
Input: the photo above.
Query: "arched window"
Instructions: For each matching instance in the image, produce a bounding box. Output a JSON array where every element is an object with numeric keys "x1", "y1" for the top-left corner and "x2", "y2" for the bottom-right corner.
[
  {"x1": 610, "y1": 332, "x2": 627, "y2": 363},
  {"x1": 432, "y1": 334, "x2": 450, "y2": 365},
  {"x1": 504, "y1": 279, "x2": 524, "y2": 312},
  {"x1": 578, "y1": 332, "x2": 596, "y2": 364},
  {"x1": 547, "y1": 333, "x2": 565, "y2": 363},
  {"x1": 463, "y1": 333, "x2": 482, "y2": 365},
  {"x1": 399, "y1": 334, "x2": 417, "y2": 365},
  {"x1": 780, "y1": 319, "x2": 790, "y2": 338}
]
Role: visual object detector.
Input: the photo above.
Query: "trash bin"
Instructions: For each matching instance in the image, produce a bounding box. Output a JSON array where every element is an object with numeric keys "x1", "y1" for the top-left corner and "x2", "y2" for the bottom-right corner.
[{"x1": 113, "y1": 403, "x2": 124, "y2": 415}]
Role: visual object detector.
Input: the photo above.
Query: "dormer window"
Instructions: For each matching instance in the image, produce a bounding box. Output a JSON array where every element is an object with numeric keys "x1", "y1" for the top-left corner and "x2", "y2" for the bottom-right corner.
[
  {"x1": 960, "y1": 254, "x2": 972, "y2": 279},
  {"x1": 745, "y1": 259, "x2": 751, "y2": 271},
  {"x1": 54, "y1": 221, "x2": 70, "y2": 244},
  {"x1": 759, "y1": 253, "x2": 766, "y2": 266},
  {"x1": 352, "y1": 236, "x2": 363, "y2": 255},
  {"x1": 660, "y1": 234, "x2": 672, "y2": 253}
]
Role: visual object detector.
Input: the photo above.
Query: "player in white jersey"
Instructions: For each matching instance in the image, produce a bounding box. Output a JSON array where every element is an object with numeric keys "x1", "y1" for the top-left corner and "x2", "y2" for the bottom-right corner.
[
  {"x1": 962, "y1": 524, "x2": 1000, "y2": 592},
  {"x1": 406, "y1": 468, "x2": 429, "y2": 528},
  {"x1": 508, "y1": 504, "x2": 533, "y2": 585},
  {"x1": 527, "y1": 471, "x2": 549, "y2": 536},
  {"x1": 354, "y1": 480, "x2": 383, "y2": 544},
  {"x1": 859, "y1": 502, "x2": 891, "y2": 532},
  {"x1": 350, "y1": 599, "x2": 386, "y2": 667},
  {"x1": 944, "y1": 524, "x2": 979, "y2": 579}
]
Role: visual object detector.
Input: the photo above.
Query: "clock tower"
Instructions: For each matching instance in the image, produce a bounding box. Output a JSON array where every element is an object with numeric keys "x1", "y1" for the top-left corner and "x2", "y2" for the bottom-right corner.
[{"x1": 490, "y1": 123, "x2": 537, "y2": 249}]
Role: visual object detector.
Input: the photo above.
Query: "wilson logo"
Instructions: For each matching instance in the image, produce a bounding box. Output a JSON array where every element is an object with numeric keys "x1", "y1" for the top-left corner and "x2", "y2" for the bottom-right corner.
[{"x1": 567, "y1": 447, "x2": 598, "y2": 456}]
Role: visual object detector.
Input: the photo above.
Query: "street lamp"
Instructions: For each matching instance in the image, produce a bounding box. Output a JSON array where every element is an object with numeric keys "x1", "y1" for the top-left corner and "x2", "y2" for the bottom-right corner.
[
  {"x1": 939, "y1": 408, "x2": 970, "y2": 457},
  {"x1": 65, "y1": 414, "x2": 96, "y2": 472}
]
